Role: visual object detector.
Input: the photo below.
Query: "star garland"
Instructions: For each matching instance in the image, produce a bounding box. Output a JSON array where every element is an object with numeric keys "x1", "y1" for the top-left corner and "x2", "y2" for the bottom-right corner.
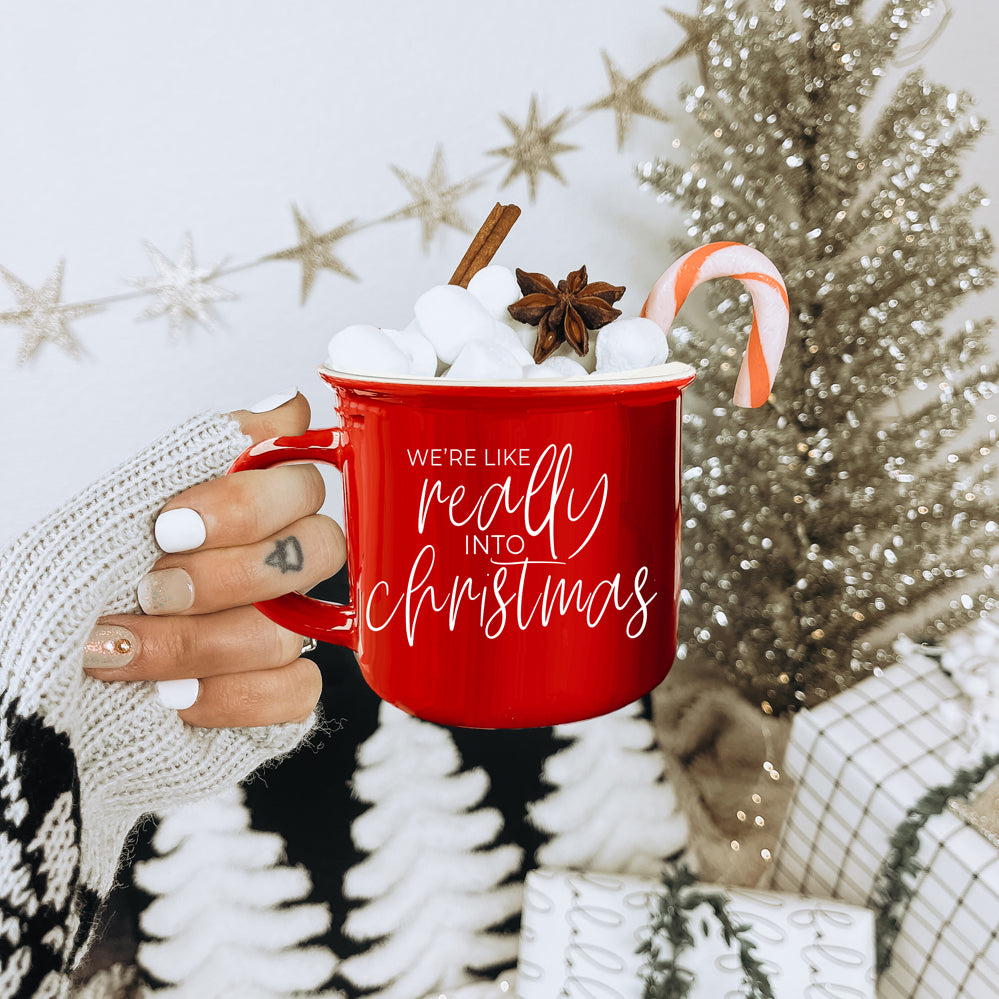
[
  {"x1": 0, "y1": 261, "x2": 103, "y2": 364},
  {"x1": 586, "y1": 51, "x2": 671, "y2": 151},
  {"x1": 266, "y1": 207, "x2": 360, "y2": 304},
  {"x1": 488, "y1": 94, "x2": 579, "y2": 202},
  {"x1": 129, "y1": 235, "x2": 235, "y2": 339},
  {"x1": 662, "y1": 5, "x2": 721, "y2": 85},
  {"x1": 0, "y1": 2, "x2": 851, "y2": 364},
  {"x1": 388, "y1": 144, "x2": 483, "y2": 250}
]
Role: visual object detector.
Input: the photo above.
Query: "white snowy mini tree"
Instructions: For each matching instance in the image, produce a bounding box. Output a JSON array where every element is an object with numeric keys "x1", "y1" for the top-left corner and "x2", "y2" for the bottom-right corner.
[
  {"x1": 530, "y1": 699, "x2": 687, "y2": 876},
  {"x1": 338, "y1": 702, "x2": 522, "y2": 999},
  {"x1": 133, "y1": 787, "x2": 340, "y2": 999}
]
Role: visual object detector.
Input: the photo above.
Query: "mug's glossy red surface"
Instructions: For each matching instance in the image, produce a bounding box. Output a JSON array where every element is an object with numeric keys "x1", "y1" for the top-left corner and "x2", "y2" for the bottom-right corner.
[{"x1": 229, "y1": 365, "x2": 697, "y2": 728}]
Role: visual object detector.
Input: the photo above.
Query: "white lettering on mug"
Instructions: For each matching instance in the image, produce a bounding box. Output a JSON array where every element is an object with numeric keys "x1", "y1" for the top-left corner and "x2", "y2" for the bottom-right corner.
[
  {"x1": 365, "y1": 548, "x2": 659, "y2": 645},
  {"x1": 417, "y1": 444, "x2": 605, "y2": 561},
  {"x1": 464, "y1": 533, "x2": 526, "y2": 555},
  {"x1": 368, "y1": 442, "x2": 661, "y2": 644},
  {"x1": 406, "y1": 447, "x2": 532, "y2": 467}
]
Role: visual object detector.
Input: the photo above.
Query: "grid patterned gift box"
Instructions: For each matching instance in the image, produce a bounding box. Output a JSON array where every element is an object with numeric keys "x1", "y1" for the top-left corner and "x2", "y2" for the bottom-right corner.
[
  {"x1": 516, "y1": 867, "x2": 875, "y2": 998},
  {"x1": 770, "y1": 649, "x2": 999, "y2": 999}
]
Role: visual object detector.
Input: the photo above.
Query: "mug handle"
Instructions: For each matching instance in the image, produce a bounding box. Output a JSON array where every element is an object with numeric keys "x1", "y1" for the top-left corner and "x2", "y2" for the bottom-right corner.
[{"x1": 227, "y1": 427, "x2": 358, "y2": 648}]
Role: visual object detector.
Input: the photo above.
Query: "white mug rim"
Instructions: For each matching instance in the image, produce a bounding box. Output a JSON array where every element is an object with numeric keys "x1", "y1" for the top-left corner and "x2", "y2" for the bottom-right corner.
[{"x1": 318, "y1": 360, "x2": 697, "y2": 389}]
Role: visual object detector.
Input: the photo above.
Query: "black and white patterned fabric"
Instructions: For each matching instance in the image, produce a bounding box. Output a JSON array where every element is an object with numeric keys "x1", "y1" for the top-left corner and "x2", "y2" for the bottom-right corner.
[{"x1": 0, "y1": 696, "x2": 98, "y2": 998}]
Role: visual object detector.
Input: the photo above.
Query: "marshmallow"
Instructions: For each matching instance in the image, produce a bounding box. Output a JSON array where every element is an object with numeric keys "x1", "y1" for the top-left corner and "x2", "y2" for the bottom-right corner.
[
  {"x1": 413, "y1": 285, "x2": 496, "y2": 364},
  {"x1": 443, "y1": 340, "x2": 524, "y2": 381},
  {"x1": 523, "y1": 355, "x2": 589, "y2": 380},
  {"x1": 467, "y1": 265, "x2": 521, "y2": 319},
  {"x1": 497, "y1": 316, "x2": 538, "y2": 355},
  {"x1": 386, "y1": 322, "x2": 439, "y2": 378},
  {"x1": 491, "y1": 321, "x2": 535, "y2": 366},
  {"x1": 594, "y1": 317, "x2": 669, "y2": 374},
  {"x1": 328, "y1": 324, "x2": 412, "y2": 378},
  {"x1": 553, "y1": 337, "x2": 599, "y2": 373}
]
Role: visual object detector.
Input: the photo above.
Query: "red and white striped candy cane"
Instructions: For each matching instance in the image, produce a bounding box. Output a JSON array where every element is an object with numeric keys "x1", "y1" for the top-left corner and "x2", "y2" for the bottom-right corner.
[{"x1": 641, "y1": 241, "x2": 789, "y2": 408}]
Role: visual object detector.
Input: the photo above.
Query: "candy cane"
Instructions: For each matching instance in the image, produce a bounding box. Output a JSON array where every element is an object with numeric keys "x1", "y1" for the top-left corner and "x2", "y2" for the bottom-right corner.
[{"x1": 641, "y1": 241, "x2": 789, "y2": 408}]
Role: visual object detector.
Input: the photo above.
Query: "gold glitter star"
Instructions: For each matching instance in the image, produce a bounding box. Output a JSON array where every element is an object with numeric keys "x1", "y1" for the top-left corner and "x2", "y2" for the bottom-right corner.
[
  {"x1": 0, "y1": 261, "x2": 101, "y2": 365},
  {"x1": 129, "y1": 234, "x2": 236, "y2": 340},
  {"x1": 663, "y1": 5, "x2": 719, "y2": 84},
  {"x1": 388, "y1": 145, "x2": 482, "y2": 250},
  {"x1": 586, "y1": 51, "x2": 670, "y2": 150},
  {"x1": 268, "y1": 206, "x2": 358, "y2": 304},
  {"x1": 488, "y1": 94, "x2": 577, "y2": 202}
]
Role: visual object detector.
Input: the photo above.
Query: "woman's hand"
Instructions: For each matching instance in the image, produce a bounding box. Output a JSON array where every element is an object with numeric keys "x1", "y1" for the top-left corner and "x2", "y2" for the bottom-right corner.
[{"x1": 82, "y1": 392, "x2": 344, "y2": 728}]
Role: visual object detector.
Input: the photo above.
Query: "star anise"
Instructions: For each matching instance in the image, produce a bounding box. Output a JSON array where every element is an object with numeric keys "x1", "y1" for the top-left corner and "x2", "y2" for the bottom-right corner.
[{"x1": 507, "y1": 265, "x2": 625, "y2": 363}]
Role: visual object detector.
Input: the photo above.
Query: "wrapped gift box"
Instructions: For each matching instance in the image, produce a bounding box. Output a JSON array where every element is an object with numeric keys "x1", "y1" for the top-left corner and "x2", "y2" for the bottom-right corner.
[
  {"x1": 770, "y1": 649, "x2": 999, "y2": 999},
  {"x1": 516, "y1": 867, "x2": 875, "y2": 998}
]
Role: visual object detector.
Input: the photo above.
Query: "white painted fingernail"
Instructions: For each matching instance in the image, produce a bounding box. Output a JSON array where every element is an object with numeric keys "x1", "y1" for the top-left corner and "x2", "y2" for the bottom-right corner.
[
  {"x1": 247, "y1": 388, "x2": 299, "y2": 413},
  {"x1": 154, "y1": 508, "x2": 207, "y2": 553},
  {"x1": 157, "y1": 678, "x2": 200, "y2": 710}
]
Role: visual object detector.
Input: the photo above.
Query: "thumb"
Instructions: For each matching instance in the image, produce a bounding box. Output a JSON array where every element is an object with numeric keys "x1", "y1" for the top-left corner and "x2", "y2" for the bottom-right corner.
[{"x1": 230, "y1": 389, "x2": 311, "y2": 444}]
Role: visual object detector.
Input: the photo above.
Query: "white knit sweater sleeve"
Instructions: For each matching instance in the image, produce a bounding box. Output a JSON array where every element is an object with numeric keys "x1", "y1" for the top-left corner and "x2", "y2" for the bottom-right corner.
[{"x1": 0, "y1": 412, "x2": 316, "y2": 998}]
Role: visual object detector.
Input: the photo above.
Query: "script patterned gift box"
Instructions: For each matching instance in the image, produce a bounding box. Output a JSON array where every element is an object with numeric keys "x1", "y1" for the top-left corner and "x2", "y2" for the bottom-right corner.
[
  {"x1": 770, "y1": 648, "x2": 999, "y2": 999},
  {"x1": 516, "y1": 867, "x2": 875, "y2": 998}
]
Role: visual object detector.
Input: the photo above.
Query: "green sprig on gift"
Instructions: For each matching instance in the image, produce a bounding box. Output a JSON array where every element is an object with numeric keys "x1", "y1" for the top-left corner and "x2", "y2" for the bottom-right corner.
[
  {"x1": 640, "y1": 861, "x2": 775, "y2": 999},
  {"x1": 872, "y1": 752, "x2": 999, "y2": 974}
]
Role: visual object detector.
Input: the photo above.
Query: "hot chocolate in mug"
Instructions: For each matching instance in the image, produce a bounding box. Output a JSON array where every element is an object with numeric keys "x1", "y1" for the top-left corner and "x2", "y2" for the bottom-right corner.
[{"x1": 229, "y1": 241, "x2": 789, "y2": 728}]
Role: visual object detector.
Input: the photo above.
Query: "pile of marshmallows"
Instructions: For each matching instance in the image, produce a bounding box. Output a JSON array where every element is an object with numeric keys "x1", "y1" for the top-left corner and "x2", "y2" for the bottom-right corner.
[
  {"x1": 325, "y1": 241, "x2": 790, "y2": 409},
  {"x1": 326, "y1": 265, "x2": 669, "y2": 382}
]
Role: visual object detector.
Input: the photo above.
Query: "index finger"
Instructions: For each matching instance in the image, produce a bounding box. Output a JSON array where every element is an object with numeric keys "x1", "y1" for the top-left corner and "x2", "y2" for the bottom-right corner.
[{"x1": 153, "y1": 391, "x2": 317, "y2": 554}]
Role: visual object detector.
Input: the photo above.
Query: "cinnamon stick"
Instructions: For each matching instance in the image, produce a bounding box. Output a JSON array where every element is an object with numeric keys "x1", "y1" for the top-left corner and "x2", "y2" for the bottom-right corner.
[{"x1": 449, "y1": 202, "x2": 522, "y2": 288}]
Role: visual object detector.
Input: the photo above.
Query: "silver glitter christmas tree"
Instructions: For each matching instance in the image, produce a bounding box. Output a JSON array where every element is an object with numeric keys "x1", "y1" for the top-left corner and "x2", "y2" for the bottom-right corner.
[{"x1": 640, "y1": 0, "x2": 997, "y2": 713}]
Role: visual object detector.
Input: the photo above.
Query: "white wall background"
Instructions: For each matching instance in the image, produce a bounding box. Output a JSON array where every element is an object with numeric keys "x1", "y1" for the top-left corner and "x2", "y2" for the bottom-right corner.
[{"x1": 1, "y1": 0, "x2": 996, "y2": 545}]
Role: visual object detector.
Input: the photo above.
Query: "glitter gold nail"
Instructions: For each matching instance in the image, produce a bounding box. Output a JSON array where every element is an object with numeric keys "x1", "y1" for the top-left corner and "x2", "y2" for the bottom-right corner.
[
  {"x1": 137, "y1": 567, "x2": 195, "y2": 615},
  {"x1": 83, "y1": 624, "x2": 139, "y2": 671}
]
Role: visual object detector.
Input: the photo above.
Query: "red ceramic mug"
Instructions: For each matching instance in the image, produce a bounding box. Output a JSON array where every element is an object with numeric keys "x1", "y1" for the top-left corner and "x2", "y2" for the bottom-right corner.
[{"x1": 229, "y1": 362, "x2": 697, "y2": 729}]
